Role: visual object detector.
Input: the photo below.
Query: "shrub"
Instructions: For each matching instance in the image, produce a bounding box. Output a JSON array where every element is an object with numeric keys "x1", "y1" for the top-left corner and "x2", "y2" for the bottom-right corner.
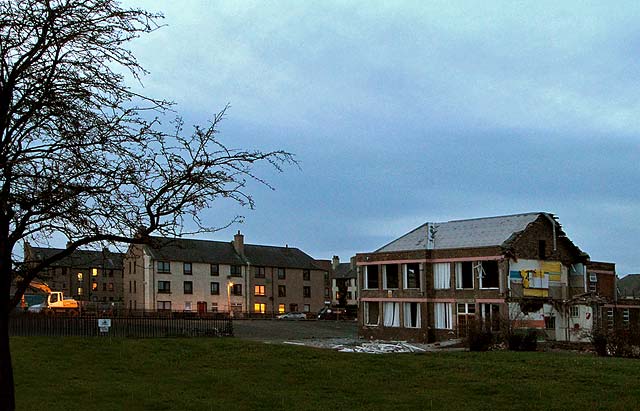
[{"x1": 466, "y1": 319, "x2": 495, "y2": 351}]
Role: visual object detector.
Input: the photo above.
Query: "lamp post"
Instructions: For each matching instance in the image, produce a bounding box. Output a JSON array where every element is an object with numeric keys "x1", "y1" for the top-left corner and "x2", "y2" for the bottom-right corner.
[{"x1": 227, "y1": 281, "x2": 234, "y2": 318}]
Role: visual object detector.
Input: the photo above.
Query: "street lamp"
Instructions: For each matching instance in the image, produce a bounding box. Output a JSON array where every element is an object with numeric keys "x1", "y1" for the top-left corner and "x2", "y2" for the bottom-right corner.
[{"x1": 227, "y1": 281, "x2": 234, "y2": 318}]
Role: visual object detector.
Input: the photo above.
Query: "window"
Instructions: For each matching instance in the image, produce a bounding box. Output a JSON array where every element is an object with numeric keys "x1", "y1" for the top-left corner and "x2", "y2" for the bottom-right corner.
[
  {"x1": 102, "y1": 283, "x2": 107, "y2": 291},
  {"x1": 92, "y1": 282, "x2": 98, "y2": 291},
  {"x1": 254, "y1": 266, "x2": 265, "y2": 278},
  {"x1": 538, "y1": 240, "x2": 546, "y2": 259},
  {"x1": 230, "y1": 265, "x2": 242, "y2": 277},
  {"x1": 184, "y1": 301, "x2": 192, "y2": 311},
  {"x1": 480, "y1": 303, "x2": 501, "y2": 332},
  {"x1": 255, "y1": 285, "x2": 265, "y2": 296},
  {"x1": 158, "y1": 281, "x2": 171, "y2": 294},
  {"x1": 457, "y1": 303, "x2": 475, "y2": 336},
  {"x1": 210, "y1": 264, "x2": 219, "y2": 276},
  {"x1": 278, "y1": 304, "x2": 286, "y2": 314},
  {"x1": 434, "y1": 302, "x2": 452, "y2": 329},
  {"x1": 303, "y1": 269, "x2": 310, "y2": 281},
  {"x1": 77, "y1": 287, "x2": 83, "y2": 296},
  {"x1": 545, "y1": 316, "x2": 556, "y2": 330},
  {"x1": 324, "y1": 288, "x2": 330, "y2": 298},
  {"x1": 289, "y1": 303, "x2": 298, "y2": 312},
  {"x1": 157, "y1": 301, "x2": 171, "y2": 311},
  {"x1": 347, "y1": 291, "x2": 353, "y2": 300},
  {"x1": 183, "y1": 281, "x2": 193, "y2": 294},
  {"x1": 231, "y1": 303, "x2": 243, "y2": 312},
  {"x1": 157, "y1": 261, "x2": 170, "y2": 273},
  {"x1": 107, "y1": 283, "x2": 113, "y2": 292},
  {"x1": 303, "y1": 286, "x2": 311, "y2": 298},
  {"x1": 383, "y1": 302, "x2": 400, "y2": 327},
  {"x1": 277, "y1": 268, "x2": 286, "y2": 280},
  {"x1": 570, "y1": 306, "x2": 579, "y2": 317},
  {"x1": 589, "y1": 273, "x2": 598, "y2": 282},
  {"x1": 455, "y1": 262, "x2": 474, "y2": 289},
  {"x1": 133, "y1": 280, "x2": 136, "y2": 294},
  {"x1": 433, "y1": 263, "x2": 451, "y2": 289},
  {"x1": 607, "y1": 308, "x2": 614, "y2": 329},
  {"x1": 210, "y1": 282, "x2": 220, "y2": 295},
  {"x1": 92, "y1": 268, "x2": 98, "y2": 277},
  {"x1": 623, "y1": 309, "x2": 630, "y2": 326},
  {"x1": 183, "y1": 262, "x2": 192, "y2": 275},
  {"x1": 211, "y1": 303, "x2": 218, "y2": 312},
  {"x1": 231, "y1": 284, "x2": 242, "y2": 296},
  {"x1": 278, "y1": 285, "x2": 286, "y2": 297},
  {"x1": 303, "y1": 304, "x2": 310, "y2": 313},
  {"x1": 365, "y1": 265, "x2": 379, "y2": 289},
  {"x1": 77, "y1": 272, "x2": 83, "y2": 281},
  {"x1": 254, "y1": 303, "x2": 266, "y2": 314},
  {"x1": 403, "y1": 263, "x2": 420, "y2": 289},
  {"x1": 479, "y1": 261, "x2": 499, "y2": 289},
  {"x1": 383, "y1": 264, "x2": 399, "y2": 289},
  {"x1": 403, "y1": 302, "x2": 421, "y2": 328},
  {"x1": 364, "y1": 302, "x2": 380, "y2": 326}
]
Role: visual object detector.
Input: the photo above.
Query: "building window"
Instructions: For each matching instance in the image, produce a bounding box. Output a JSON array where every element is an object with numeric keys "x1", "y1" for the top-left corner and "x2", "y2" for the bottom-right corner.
[
  {"x1": 570, "y1": 306, "x2": 579, "y2": 317},
  {"x1": 230, "y1": 265, "x2": 242, "y2": 277},
  {"x1": 383, "y1": 302, "x2": 400, "y2": 327},
  {"x1": 231, "y1": 284, "x2": 242, "y2": 296},
  {"x1": 102, "y1": 283, "x2": 107, "y2": 291},
  {"x1": 210, "y1": 264, "x2": 219, "y2": 276},
  {"x1": 157, "y1": 301, "x2": 171, "y2": 311},
  {"x1": 157, "y1": 261, "x2": 170, "y2": 273},
  {"x1": 403, "y1": 302, "x2": 421, "y2": 328},
  {"x1": 255, "y1": 285, "x2": 265, "y2": 296},
  {"x1": 289, "y1": 303, "x2": 298, "y2": 312},
  {"x1": 92, "y1": 282, "x2": 98, "y2": 291},
  {"x1": 457, "y1": 303, "x2": 475, "y2": 336},
  {"x1": 623, "y1": 309, "x2": 630, "y2": 326},
  {"x1": 133, "y1": 280, "x2": 136, "y2": 294},
  {"x1": 480, "y1": 303, "x2": 501, "y2": 332},
  {"x1": 455, "y1": 262, "x2": 474, "y2": 289},
  {"x1": 277, "y1": 268, "x2": 286, "y2": 280},
  {"x1": 278, "y1": 285, "x2": 286, "y2": 297},
  {"x1": 278, "y1": 304, "x2": 286, "y2": 314},
  {"x1": 303, "y1": 286, "x2": 311, "y2": 298},
  {"x1": 158, "y1": 281, "x2": 171, "y2": 294},
  {"x1": 324, "y1": 288, "x2": 330, "y2": 298},
  {"x1": 210, "y1": 282, "x2": 220, "y2": 295},
  {"x1": 364, "y1": 302, "x2": 380, "y2": 326},
  {"x1": 435, "y1": 302, "x2": 453, "y2": 329},
  {"x1": 184, "y1": 301, "x2": 192, "y2": 312},
  {"x1": 607, "y1": 308, "x2": 614, "y2": 329},
  {"x1": 383, "y1": 264, "x2": 399, "y2": 289},
  {"x1": 303, "y1": 304, "x2": 310, "y2": 313},
  {"x1": 433, "y1": 263, "x2": 451, "y2": 289},
  {"x1": 183, "y1": 262, "x2": 192, "y2": 275},
  {"x1": 92, "y1": 268, "x2": 98, "y2": 277},
  {"x1": 303, "y1": 269, "x2": 310, "y2": 281},
  {"x1": 77, "y1": 272, "x2": 83, "y2": 281},
  {"x1": 254, "y1": 303, "x2": 266, "y2": 314},
  {"x1": 479, "y1": 261, "x2": 499, "y2": 289},
  {"x1": 254, "y1": 266, "x2": 265, "y2": 278},
  {"x1": 364, "y1": 265, "x2": 379, "y2": 289},
  {"x1": 183, "y1": 281, "x2": 193, "y2": 294},
  {"x1": 231, "y1": 303, "x2": 243, "y2": 313},
  {"x1": 538, "y1": 240, "x2": 546, "y2": 259},
  {"x1": 108, "y1": 283, "x2": 114, "y2": 292},
  {"x1": 211, "y1": 303, "x2": 218, "y2": 312},
  {"x1": 77, "y1": 287, "x2": 83, "y2": 296},
  {"x1": 544, "y1": 316, "x2": 556, "y2": 330},
  {"x1": 403, "y1": 263, "x2": 420, "y2": 289}
]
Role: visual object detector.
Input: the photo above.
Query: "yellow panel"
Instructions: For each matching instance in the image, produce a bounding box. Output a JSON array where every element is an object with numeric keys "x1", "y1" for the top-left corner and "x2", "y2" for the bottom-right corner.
[
  {"x1": 542, "y1": 261, "x2": 561, "y2": 273},
  {"x1": 523, "y1": 288, "x2": 549, "y2": 297},
  {"x1": 548, "y1": 274, "x2": 561, "y2": 282}
]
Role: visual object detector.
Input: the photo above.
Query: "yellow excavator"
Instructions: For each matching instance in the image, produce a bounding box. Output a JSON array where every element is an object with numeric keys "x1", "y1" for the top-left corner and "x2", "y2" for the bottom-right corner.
[{"x1": 22, "y1": 280, "x2": 81, "y2": 315}]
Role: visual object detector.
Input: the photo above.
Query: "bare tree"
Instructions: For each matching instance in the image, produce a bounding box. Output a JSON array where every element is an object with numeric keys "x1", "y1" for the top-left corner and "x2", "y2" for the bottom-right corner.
[{"x1": 0, "y1": 1, "x2": 293, "y2": 408}]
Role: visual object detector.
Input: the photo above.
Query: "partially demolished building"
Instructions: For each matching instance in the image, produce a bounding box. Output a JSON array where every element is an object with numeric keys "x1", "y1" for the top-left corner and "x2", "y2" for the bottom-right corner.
[{"x1": 356, "y1": 212, "x2": 616, "y2": 342}]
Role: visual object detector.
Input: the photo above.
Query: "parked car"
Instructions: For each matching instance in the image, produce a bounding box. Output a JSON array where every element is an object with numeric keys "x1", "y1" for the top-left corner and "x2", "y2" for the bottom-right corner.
[
  {"x1": 277, "y1": 312, "x2": 306, "y2": 320},
  {"x1": 317, "y1": 306, "x2": 346, "y2": 320},
  {"x1": 27, "y1": 303, "x2": 44, "y2": 313}
]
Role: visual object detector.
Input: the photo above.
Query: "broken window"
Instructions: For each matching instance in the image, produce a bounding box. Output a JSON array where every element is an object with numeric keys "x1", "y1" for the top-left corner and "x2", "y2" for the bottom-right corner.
[
  {"x1": 457, "y1": 303, "x2": 475, "y2": 336},
  {"x1": 383, "y1": 302, "x2": 400, "y2": 327},
  {"x1": 455, "y1": 262, "x2": 474, "y2": 289},
  {"x1": 403, "y1": 263, "x2": 421, "y2": 289},
  {"x1": 479, "y1": 261, "x2": 499, "y2": 289},
  {"x1": 480, "y1": 303, "x2": 501, "y2": 331},
  {"x1": 365, "y1": 265, "x2": 379, "y2": 289},
  {"x1": 433, "y1": 263, "x2": 451, "y2": 289},
  {"x1": 383, "y1": 264, "x2": 399, "y2": 289},
  {"x1": 403, "y1": 302, "x2": 421, "y2": 328},
  {"x1": 538, "y1": 240, "x2": 546, "y2": 259},
  {"x1": 434, "y1": 302, "x2": 452, "y2": 329},
  {"x1": 544, "y1": 316, "x2": 555, "y2": 330},
  {"x1": 364, "y1": 302, "x2": 380, "y2": 326}
]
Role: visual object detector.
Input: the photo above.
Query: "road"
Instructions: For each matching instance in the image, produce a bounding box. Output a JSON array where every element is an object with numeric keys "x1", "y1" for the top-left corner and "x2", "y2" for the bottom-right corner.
[{"x1": 233, "y1": 319, "x2": 358, "y2": 342}]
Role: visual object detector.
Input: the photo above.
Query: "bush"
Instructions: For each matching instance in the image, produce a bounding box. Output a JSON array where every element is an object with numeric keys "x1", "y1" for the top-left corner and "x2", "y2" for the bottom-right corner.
[
  {"x1": 505, "y1": 329, "x2": 538, "y2": 351},
  {"x1": 466, "y1": 319, "x2": 495, "y2": 351},
  {"x1": 590, "y1": 325, "x2": 640, "y2": 358}
]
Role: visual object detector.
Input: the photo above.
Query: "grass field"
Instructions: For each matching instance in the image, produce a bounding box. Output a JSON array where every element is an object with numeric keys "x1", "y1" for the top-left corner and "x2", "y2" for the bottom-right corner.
[{"x1": 11, "y1": 337, "x2": 640, "y2": 410}]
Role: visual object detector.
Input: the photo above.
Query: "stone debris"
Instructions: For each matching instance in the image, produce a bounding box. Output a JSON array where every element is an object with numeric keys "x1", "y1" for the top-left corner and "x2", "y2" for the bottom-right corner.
[
  {"x1": 280, "y1": 338, "x2": 466, "y2": 353},
  {"x1": 335, "y1": 341, "x2": 426, "y2": 354}
]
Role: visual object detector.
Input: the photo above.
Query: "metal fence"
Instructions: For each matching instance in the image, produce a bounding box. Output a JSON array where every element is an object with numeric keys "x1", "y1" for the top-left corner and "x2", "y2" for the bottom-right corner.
[{"x1": 9, "y1": 315, "x2": 233, "y2": 338}]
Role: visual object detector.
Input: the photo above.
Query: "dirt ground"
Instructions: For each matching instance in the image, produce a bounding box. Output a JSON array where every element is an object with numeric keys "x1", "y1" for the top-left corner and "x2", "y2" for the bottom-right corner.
[{"x1": 232, "y1": 319, "x2": 358, "y2": 342}]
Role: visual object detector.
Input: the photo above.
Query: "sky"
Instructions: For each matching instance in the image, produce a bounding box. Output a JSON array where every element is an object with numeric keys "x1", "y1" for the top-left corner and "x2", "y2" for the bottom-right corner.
[{"x1": 124, "y1": 1, "x2": 640, "y2": 275}]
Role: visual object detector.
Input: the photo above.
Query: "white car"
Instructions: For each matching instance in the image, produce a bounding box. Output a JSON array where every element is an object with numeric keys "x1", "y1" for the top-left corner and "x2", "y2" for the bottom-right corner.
[
  {"x1": 27, "y1": 303, "x2": 44, "y2": 313},
  {"x1": 277, "y1": 312, "x2": 306, "y2": 320}
]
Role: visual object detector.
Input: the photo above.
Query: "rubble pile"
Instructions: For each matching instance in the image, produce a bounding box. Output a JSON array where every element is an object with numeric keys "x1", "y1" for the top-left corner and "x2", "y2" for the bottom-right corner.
[{"x1": 334, "y1": 341, "x2": 426, "y2": 354}]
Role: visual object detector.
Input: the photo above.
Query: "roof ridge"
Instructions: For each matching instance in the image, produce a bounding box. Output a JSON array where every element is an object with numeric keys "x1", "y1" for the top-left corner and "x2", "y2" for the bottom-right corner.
[{"x1": 438, "y1": 212, "x2": 547, "y2": 224}]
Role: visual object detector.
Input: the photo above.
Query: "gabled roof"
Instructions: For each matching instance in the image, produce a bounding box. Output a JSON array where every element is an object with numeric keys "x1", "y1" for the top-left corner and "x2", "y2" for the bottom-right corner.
[
  {"x1": 376, "y1": 212, "x2": 548, "y2": 252},
  {"x1": 144, "y1": 236, "x2": 322, "y2": 270},
  {"x1": 29, "y1": 247, "x2": 124, "y2": 269},
  {"x1": 618, "y1": 274, "x2": 640, "y2": 298},
  {"x1": 334, "y1": 262, "x2": 356, "y2": 279}
]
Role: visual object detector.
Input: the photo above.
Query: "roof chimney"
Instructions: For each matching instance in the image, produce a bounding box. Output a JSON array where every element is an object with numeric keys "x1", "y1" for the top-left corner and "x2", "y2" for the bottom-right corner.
[
  {"x1": 233, "y1": 230, "x2": 244, "y2": 256},
  {"x1": 332, "y1": 255, "x2": 340, "y2": 270}
]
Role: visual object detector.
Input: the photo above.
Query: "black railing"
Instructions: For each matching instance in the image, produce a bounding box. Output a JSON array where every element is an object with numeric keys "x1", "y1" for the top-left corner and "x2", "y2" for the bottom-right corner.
[{"x1": 9, "y1": 315, "x2": 233, "y2": 338}]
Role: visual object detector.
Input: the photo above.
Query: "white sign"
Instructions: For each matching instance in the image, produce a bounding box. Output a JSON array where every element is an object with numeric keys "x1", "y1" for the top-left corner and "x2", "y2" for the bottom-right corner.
[{"x1": 98, "y1": 318, "x2": 111, "y2": 333}]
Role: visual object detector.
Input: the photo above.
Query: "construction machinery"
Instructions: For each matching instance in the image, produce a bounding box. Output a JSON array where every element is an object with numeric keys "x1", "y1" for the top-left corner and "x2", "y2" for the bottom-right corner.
[{"x1": 21, "y1": 280, "x2": 81, "y2": 315}]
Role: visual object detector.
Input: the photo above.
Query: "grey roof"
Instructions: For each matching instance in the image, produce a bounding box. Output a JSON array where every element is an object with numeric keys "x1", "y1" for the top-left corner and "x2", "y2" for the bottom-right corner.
[
  {"x1": 618, "y1": 274, "x2": 640, "y2": 298},
  {"x1": 146, "y1": 237, "x2": 322, "y2": 270},
  {"x1": 334, "y1": 262, "x2": 356, "y2": 279},
  {"x1": 376, "y1": 212, "x2": 544, "y2": 252},
  {"x1": 30, "y1": 247, "x2": 124, "y2": 269}
]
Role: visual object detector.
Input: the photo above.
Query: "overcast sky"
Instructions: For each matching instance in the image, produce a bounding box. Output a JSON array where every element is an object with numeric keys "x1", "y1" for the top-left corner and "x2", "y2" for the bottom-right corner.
[{"x1": 125, "y1": 1, "x2": 640, "y2": 275}]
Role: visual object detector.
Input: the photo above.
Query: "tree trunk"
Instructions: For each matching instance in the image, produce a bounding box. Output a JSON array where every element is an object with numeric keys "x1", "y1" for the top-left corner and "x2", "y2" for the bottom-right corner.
[{"x1": 0, "y1": 310, "x2": 15, "y2": 411}]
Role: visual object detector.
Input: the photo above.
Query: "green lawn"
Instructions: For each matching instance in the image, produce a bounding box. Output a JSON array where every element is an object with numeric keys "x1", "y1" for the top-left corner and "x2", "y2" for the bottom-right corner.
[{"x1": 11, "y1": 337, "x2": 640, "y2": 410}]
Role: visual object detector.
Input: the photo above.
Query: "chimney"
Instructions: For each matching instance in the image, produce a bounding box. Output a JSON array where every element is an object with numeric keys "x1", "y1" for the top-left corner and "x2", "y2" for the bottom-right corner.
[
  {"x1": 332, "y1": 255, "x2": 340, "y2": 270},
  {"x1": 350, "y1": 256, "x2": 356, "y2": 269},
  {"x1": 233, "y1": 230, "x2": 244, "y2": 256}
]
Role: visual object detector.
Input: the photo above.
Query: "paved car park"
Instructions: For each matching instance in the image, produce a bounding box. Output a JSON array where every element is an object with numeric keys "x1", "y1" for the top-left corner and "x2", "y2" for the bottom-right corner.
[{"x1": 233, "y1": 319, "x2": 358, "y2": 342}]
